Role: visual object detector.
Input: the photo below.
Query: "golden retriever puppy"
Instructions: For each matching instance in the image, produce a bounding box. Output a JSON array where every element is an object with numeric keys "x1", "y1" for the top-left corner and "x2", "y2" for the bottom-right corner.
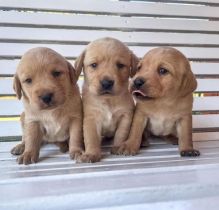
[
  {"x1": 74, "y1": 37, "x2": 138, "y2": 162},
  {"x1": 11, "y1": 47, "x2": 83, "y2": 164},
  {"x1": 116, "y1": 47, "x2": 200, "y2": 157}
]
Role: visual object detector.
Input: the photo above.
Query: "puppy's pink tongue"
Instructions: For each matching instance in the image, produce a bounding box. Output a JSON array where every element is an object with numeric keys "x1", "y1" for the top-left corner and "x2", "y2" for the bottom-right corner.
[{"x1": 132, "y1": 90, "x2": 146, "y2": 97}]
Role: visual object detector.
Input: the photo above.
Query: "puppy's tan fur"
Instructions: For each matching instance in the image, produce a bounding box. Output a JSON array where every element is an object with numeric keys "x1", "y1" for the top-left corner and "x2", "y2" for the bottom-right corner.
[
  {"x1": 117, "y1": 47, "x2": 200, "y2": 156},
  {"x1": 11, "y1": 47, "x2": 83, "y2": 164},
  {"x1": 75, "y1": 37, "x2": 138, "y2": 162}
]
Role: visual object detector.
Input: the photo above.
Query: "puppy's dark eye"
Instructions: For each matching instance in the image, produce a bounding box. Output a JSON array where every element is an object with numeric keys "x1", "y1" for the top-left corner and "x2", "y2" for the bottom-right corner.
[
  {"x1": 158, "y1": 68, "x2": 169, "y2": 76},
  {"x1": 24, "y1": 78, "x2": 32, "y2": 84},
  {"x1": 137, "y1": 65, "x2": 141, "y2": 71},
  {"x1": 117, "y1": 63, "x2": 125, "y2": 69},
  {"x1": 52, "y1": 70, "x2": 62, "y2": 78},
  {"x1": 90, "y1": 63, "x2": 97, "y2": 68}
]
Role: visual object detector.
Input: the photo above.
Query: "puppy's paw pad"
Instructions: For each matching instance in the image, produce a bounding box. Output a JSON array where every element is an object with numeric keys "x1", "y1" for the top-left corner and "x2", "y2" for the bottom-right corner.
[
  {"x1": 17, "y1": 151, "x2": 39, "y2": 165},
  {"x1": 180, "y1": 149, "x2": 200, "y2": 157},
  {"x1": 76, "y1": 153, "x2": 101, "y2": 163},
  {"x1": 69, "y1": 149, "x2": 83, "y2": 160},
  {"x1": 117, "y1": 144, "x2": 139, "y2": 156},
  {"x1": 11, "y1": 144, "x2": 25, "y2": 155}
]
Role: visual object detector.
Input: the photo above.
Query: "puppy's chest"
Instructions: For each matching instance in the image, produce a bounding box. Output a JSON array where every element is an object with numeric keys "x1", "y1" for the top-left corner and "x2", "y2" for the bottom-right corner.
[
  {"x1": 101, "y1": 107, "x2": 118, "y2": 137},
  {"x1": 40, "y1": 115, "x2": 69, "y2": 142},
  {"x1": 147, "y1": 115, "x2": 177, "y2": 136}
]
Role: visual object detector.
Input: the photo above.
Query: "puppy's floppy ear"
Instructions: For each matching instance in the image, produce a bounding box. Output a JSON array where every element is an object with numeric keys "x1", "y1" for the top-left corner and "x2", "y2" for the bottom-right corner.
[
  {"x1": 67, "y1": 61, "x2": 78, "y2": 84},
  {"x1": 74, "y1": 50, "x2": 85, "y2": 77},
  {"x1": 13, "y1": 74, "x2": 22, "y2": 100},
  {"x1": 180, "y1": 64, "x2": 197, "y2": 97},
  {"x1": 130, "y1": 52, "x2": 139, "y2": 77}
]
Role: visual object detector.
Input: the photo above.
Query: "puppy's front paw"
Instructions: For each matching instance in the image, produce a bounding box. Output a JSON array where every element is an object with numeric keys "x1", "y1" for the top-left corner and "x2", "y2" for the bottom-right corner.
[
  {"x1": 116, "y1": 142, "x2": 139, "y2": 156},
  {"x1": 17, "y1": 151, "x2": 39, "y2": 165},
  {"x1": 180, "y1": 149, "x2": 200, "y2": 157},
  {"x1": 11, "y1": 143, "x2": 25, "y2": 155},
  {"x1": 69, "y1": 148, "x2": 83, "y2": 160},
  {"x1": 111, "y1": 146, "x2": 121, "y2": 155},
  {"x1": 76, "y1": 153, "x2": 101, "y2": 163}
]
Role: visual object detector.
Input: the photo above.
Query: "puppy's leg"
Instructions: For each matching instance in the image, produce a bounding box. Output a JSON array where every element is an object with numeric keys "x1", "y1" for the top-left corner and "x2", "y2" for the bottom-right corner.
[
  {"x1": 18, "y1": 122, "x2": 42, "y2": 165},
  {"x1": 117, "y1": 109, "x2": 147, "y2": 155},
  {"x1": 76, "y1": 117, "x2": 101, "y2": 163},
  {"x1": 177, "y1": 115, "x2": 200, "y2": 157},
  {"x1": 11, "y1": 112, "x2": 25, "y2": 155},
  {"x1": 111, "y1": 113, "x2": 133, "y2": 154},
  {"x1": 69, "y1": 117, "x2": 83, "y2": 159}
]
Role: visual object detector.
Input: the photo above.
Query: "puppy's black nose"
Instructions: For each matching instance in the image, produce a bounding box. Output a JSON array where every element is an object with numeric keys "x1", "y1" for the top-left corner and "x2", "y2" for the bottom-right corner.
[
  {"x1": 134, "y1": 78, "x2": 145, "y2": 89},
  {"x1": 101, "y1": 79, "x2": 114, "y2": 90},
  {"x1": 40, "y1": 93, "x2": 53, "y2": 104}
]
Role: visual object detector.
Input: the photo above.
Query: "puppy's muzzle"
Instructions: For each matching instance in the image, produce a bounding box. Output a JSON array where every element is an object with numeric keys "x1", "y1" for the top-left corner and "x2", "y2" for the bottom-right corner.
[
  {"x1": 133, "y1": 77, "x2": 145, "y2": 89},
  {"x1": 40, "y1": 92, "x2": 54, "y2": 105},
  {"x1": 100, "y1": 79, "x2": 114, "y2": 91},
  {"x1": 132, "y1": 78, "x2": 153, "y2": 100}
]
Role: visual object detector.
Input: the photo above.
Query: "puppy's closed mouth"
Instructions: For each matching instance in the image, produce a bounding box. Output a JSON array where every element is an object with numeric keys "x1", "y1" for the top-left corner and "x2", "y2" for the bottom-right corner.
[
  {"x1": 132, "y1": 90, "x2": 153, "y2": 100},
  {"x1": 100, "y1": 91, "x2": 113, "y2": 95},
  {"x1": 40, "y1": 104, "x2": 56, "y2": 110}
]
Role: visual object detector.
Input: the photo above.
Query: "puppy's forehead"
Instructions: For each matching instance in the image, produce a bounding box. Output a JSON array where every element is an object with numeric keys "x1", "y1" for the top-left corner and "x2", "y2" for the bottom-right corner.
[
  {"x1": 142, "y1": 47, "x2": 189, "y2": 70},
  {"x1": 145, "y1": 48, "x2": 187, "y2": 62},
  {"x1": 17, "y1": 47, "x2": 67, "y2": 74},
  {"x1": 85, "y1": 38, "x2": 130, "y2": 61}
]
